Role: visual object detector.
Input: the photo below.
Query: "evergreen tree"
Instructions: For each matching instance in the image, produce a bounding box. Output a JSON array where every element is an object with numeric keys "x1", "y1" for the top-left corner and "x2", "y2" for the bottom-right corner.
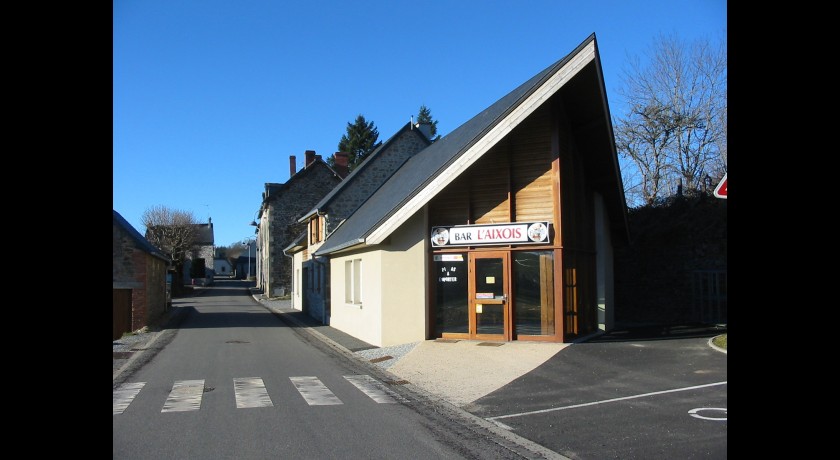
[
  {"x1": 416, "y1": 105, "x2": 441, "y2": 141},
  {"x1": 335, "y1": 114, "x2": 382, "y2": 171}
]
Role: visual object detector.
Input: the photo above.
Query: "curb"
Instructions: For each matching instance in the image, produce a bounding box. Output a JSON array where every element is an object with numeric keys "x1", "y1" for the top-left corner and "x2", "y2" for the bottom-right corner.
[{"x1": 708, "y1": 335, "x2": 727, "y2": 354}]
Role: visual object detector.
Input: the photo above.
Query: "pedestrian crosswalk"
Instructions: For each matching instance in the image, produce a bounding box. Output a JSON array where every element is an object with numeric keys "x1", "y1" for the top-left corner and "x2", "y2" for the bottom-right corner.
[{"x1": 114, "y1": 375, "x2": 408, "y2": 415}]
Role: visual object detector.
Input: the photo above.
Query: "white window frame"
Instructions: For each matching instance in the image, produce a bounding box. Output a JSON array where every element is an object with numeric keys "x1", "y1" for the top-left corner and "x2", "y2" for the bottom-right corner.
[{"x1": 344, "y1": 259, "x2": 362, "y2": 305}]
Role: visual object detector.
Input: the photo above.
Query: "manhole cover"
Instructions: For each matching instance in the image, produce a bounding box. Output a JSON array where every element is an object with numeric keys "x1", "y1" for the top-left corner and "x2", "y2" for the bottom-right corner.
[
  {"x1": 477, "y1": 342, "x2": 504, "y2": 347},
  {"x1": 435, "y1": 339, "x2": 460, "y2": 343}
]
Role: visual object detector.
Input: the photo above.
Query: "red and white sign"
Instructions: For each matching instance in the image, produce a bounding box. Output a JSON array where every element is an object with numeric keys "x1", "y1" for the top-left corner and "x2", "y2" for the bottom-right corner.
[
  {"x1": 431, "y1": 221, "x2": 549, "y2": 247},
  {"x1": 714, "y1": 174, "x2": 727, "y2": 199}
]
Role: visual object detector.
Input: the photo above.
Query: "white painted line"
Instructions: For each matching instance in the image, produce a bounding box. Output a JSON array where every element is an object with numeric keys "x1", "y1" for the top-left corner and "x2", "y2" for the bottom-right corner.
[
  {"x1": 162, "y1": 379, "x2": 205, "y2": 413},
  {"x1": 688, "y1": 407, "x2": 727, "y2": 421},
  {"x1": 290, "y1": 376, "x2": 343, "y2": 405},
  {"x1": 487, "y1": 381, "x2": 727, "y2": 421},
  {"x1": 344, "y1": 375, "x2": 407, "y2": 403},
  {"x1": 113, "y1": 382, "x2": 145, "y2": 415},
  {"x1": 234, "y1": 377, "x2": 274, "y2": 408}
]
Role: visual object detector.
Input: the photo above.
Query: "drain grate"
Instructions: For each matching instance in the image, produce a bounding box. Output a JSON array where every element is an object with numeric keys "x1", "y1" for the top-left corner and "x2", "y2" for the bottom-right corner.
[
  {"x1": 113, "y1": 352, "x2": 133, "y2": 359},
  {"x1": 435, "y1": 339, "x2": 460, "y2": 343},
  {"x1": 477, "y1": 342, "x2": 504, "y2": 347},
  {"x1": 226, "y1": 340, "x2": 250, "y2": 344},
  {"x1": 386, "y1": 380, "x2": 410, "y2": 385},
  {"x1": 369, "y1": 355, "x2": 393, "y2": 363}
]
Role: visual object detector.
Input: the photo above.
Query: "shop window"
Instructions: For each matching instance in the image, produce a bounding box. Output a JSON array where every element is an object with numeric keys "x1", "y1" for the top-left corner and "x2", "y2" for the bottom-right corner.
[
  {"x1": 434, "y1": 253, "x2": 468, "y2": 334},
  {"x1": 513, "y1": 251, "x2": 555, "y2": 336}
]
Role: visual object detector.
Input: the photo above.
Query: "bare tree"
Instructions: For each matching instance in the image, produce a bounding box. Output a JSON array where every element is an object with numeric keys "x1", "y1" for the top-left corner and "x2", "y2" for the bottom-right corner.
[
  {"x1": 614, "y1": 103, "x2": 674, "y2": 206},
  {"x1": 615, "y1": 31, "x2": 727, "y2": 206},
  {"x1": 142, "y1": 205, "x2": 199, "y2": 292}
]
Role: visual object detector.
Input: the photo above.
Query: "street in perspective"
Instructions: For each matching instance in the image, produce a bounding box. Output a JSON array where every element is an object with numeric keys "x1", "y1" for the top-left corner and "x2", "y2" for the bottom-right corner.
[{"x1": 114, "y1": 279, "x2": 726, "y2": 459}]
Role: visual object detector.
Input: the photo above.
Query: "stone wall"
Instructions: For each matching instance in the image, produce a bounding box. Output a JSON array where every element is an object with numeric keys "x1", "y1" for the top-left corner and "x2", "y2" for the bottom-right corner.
[
  {"x1": 326, "y1": 130, "x2": 428, "y2": 234},
  {"x1": 113, "y1": 220, "x2": 169, "y2": 333},
  {"x1": 265, "y1": 163, "x2": 342, "y2": 297}
]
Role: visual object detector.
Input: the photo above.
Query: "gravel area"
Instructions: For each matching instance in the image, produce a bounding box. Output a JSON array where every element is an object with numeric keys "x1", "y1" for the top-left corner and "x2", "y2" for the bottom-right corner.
[
  {"x1": 355, "y1": 341, "x2": 421, "y2": 369},
  {"x1": 113, "y1": 329, "x2": 154, "y2": 352}
]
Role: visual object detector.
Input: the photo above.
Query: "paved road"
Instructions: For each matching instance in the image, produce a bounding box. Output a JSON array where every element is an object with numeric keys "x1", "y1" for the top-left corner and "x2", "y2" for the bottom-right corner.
[
  {"x1": 115, "y1": 280, "x2": 726, "y2": 459},
  {"x1": 114, "y1": 281, "x2": 562, "y2": 459}
]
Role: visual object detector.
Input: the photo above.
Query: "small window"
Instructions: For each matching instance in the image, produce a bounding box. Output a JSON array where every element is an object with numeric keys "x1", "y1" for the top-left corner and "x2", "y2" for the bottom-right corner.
[
  {"x1": 310, "y1": 216, "x2": 324, "y2": 244},
  {"x1": 344, "y1": 258, "x2": 362, "y2": 304}
]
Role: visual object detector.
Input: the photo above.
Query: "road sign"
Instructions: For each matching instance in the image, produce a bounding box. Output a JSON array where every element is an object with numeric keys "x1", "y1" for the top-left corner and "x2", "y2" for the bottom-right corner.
[{"x1": 714, "y1": 174, "x2": 727, "y2": 199}]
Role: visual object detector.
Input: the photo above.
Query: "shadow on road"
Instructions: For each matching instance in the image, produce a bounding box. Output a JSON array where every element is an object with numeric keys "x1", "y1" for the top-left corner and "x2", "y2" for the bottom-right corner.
[{"x1": 588, "y1": 322, "x2": 727, "y2": 343}]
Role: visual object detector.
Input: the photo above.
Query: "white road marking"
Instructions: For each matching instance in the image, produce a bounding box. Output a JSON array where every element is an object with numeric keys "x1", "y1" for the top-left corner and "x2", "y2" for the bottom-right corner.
[
  {"x1": 290, "y1": 376, "x2": 343, "y2": 405},
  {"x1": 487, "y1": 381, "x2": 728, "y2": 421},
  {"x1": 117, "y1": 375, "x2": 404, "y2": 412},
  {"x1": 234, "y1": 377, "x2": 274, "y2": 408},
  {"x1": 162, "y1": 380, "x2": 205, "y2": 412},
  {"x1": 344, "y1": 375, "x2": 407, "y2": 403},
  {"x1": 113, "y1": 382, "x2": 145, "y2": 415},
  {"x1": 688, "y1": 407, "x2": 727, "y2": 421}
]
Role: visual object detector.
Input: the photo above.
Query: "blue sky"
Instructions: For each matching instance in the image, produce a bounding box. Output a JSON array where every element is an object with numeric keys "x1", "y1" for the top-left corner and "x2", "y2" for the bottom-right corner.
[{"x1": 113, "y1": 0, "x2": 726, "y2": 248}]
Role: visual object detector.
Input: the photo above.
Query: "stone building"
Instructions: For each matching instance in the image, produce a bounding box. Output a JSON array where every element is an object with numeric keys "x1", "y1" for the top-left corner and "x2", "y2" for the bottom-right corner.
[
  {"x1": 183, "y1": 218, "x2": 215, "y2": 285},
  {"x1": 255, "y1": 150, "x2": 348, "y2": 298},
  {"x1": 287, "y1": 121, "x2": 432, "y2": 323},
  {"x1": 113, "y1": 209, "x2": 171, "y2": 339}
]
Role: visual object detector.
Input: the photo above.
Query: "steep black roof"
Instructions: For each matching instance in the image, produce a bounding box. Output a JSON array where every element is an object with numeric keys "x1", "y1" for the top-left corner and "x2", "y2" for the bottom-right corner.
[
  {"x1": 113, "y1": 209, "x2": 171, "y2": 262},
  {"x1": 193, "y1": 222, "x2": 215, "y2": 246},
  {"x1": 316, "y1": 34, "x2": 626, "y2": 255}
]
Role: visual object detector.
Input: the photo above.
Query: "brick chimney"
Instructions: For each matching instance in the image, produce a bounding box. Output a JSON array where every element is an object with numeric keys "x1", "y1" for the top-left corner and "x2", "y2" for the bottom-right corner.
[
  {"x1": 333, "y1": 152, "x2": 349, "y2": 178},
  {"x1": 305, "y1": 150, "x2": 317, "y2": 167},
  {"x1": 289, "y1": 155, "x2": 296, "y2": 176}
]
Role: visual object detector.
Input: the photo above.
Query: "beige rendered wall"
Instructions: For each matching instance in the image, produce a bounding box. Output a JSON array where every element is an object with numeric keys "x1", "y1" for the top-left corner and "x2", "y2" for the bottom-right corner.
[
  {"x1": 329, "y1": 249, "x2": 384, "y2": 346},
  {"x1": 380, "y1": 211, "x2": 428, "y2": 346},
  {"x1": 291, "y1": 251, "x2": 303, "y2": 311}
]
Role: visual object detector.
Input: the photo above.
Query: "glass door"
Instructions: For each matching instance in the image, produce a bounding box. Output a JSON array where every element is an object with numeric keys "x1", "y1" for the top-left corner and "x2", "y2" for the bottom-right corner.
[{"x1": 470, "y1": 251, "x2": 509, "y2": 340}]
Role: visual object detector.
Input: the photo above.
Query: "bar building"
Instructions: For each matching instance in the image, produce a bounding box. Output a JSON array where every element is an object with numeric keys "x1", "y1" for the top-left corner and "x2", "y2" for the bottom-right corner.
[{"x1": 294, "y1": 34, "x2": 628, "y2": 346}]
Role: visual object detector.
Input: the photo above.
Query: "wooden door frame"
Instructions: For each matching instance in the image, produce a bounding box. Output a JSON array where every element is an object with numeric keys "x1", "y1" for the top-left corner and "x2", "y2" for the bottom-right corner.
[{"x1": 469, "y1": 251, "x2": 511, "y2": 341}]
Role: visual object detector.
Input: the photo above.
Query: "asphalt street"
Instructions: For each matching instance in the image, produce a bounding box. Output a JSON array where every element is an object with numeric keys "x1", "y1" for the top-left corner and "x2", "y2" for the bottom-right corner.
[{"x1": 114, "y1": 280, "x2": 727, "y2": 459}]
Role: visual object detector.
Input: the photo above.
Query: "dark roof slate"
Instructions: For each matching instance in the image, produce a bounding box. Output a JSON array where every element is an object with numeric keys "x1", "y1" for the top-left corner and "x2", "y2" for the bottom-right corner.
[
  {"x1": 193, "y1": 222, "x2": 214, "y2": 245},
  {"x1": 113, "y1": 209, "x2": 171, "y2": 262}
]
